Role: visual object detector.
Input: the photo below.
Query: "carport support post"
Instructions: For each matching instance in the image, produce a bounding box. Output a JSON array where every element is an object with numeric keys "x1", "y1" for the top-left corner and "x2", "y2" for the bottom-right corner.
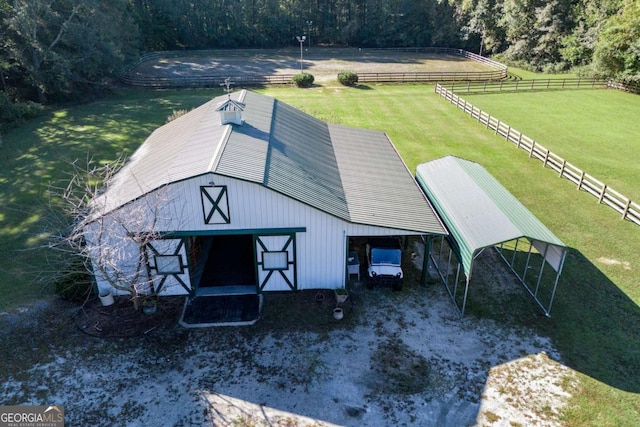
[{"x1": 421, "y1": 236, "x2": 433, "y2": 286}]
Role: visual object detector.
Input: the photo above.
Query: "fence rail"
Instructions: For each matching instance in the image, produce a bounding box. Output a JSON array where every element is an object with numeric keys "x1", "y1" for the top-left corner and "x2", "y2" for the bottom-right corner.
[
  {"x1": 367, "y1": 47, "x2": 507, "y2": 71},
  {"x1": 443, "y1": 78, "x2": 610, "y2": 93},
  {"x1": 607, "y1": 79, "x2": 640, "y2": 94},
  {"x1": 434, "y1": 83, "x2": 640, "y2": 226},
  {"x1": 357, "y1": 70, "x2": 505, "y2": 83},
  {"x1": 120, "y1": 73, "x2": 296, "y2": 88}
]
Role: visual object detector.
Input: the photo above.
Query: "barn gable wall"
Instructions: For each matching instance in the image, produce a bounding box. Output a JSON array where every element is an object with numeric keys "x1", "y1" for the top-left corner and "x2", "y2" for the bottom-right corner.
[{"x1": 94, "y1": 173, "x2": 423, "y2": 294}]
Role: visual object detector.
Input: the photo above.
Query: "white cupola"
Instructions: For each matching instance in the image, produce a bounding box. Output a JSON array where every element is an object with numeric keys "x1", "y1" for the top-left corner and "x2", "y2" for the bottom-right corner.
[{"x1": 215, "y1": 97, "x2": 245, "y2": 125}]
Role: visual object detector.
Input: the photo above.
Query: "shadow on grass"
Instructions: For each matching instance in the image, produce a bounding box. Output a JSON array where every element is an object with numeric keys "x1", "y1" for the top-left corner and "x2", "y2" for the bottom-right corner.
[
  {"x1": 465, "y1": 247, "x2": 640, "y2": 393},
  {"x1": 549, "y1": 249, "x2": 640, "y2": 393},
  {"x1": 0, "y1": 89, "x2": 222, "y2": 308}
]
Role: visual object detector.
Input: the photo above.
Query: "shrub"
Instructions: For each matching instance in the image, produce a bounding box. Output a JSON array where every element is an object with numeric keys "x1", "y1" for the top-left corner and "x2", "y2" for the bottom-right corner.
[
  {"x1": 292, "y1": 73, "x2": 314, "y2": 88},
  {"x1": 53, "y1": 260, "x2": 94, "y2": 302},
  {"x1": 166, "y1": 109, "x2": 189, "y2": 123},
  {"x1": 0, "y1": 92, "x2": 45, "y2": 131},
  {"x1": 338, "y1": 70, "x2": 359, "y2": 86}
]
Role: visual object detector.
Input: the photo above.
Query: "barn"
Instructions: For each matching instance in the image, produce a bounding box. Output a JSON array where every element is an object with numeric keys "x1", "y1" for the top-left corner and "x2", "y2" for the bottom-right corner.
[{"x1": 86, "y1": 90, "x2": 447, "y2": 324}]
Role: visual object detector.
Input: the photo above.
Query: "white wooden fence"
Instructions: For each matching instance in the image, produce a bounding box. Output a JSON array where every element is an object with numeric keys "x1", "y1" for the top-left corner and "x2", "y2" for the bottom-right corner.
[
  {"x1": 443, "y1": 78, "x2": 609, "y2": 93},
  {"x1": 434, "y1": 83, "x2": 640, "y2": 226}
]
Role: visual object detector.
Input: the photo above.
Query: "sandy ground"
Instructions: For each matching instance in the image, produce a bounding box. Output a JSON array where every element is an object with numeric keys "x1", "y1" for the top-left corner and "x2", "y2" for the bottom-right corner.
[
  {"x1": 129, "y1": 49, "x2": 492, "y2": 83},
  {"x1": 0, "y1": 244, "x2": 576, "y2": 426}
]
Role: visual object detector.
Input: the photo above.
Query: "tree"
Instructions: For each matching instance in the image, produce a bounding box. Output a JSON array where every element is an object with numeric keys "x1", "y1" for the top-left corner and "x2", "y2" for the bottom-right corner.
[
  {"x1": 48, "y1": 156, "x2": 171, "y2": 309},
  {"x1": 453, "y1": 0, "x2": 501, "y2": 55},
  {"x1": 3, "y1": 0, "x2": 139, "y2": 103},
  {"x1": 593, "y1": 0, "x2": 640, "y2": 78}
]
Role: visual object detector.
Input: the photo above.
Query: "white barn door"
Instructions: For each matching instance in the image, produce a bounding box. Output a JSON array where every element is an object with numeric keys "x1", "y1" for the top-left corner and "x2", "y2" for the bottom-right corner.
[
  {"x1": 255, "y1": 234, "x2": 297, "y2": 292},
  {"x1": 145, "y1": 238, "x2": 191, "y2": 295}
]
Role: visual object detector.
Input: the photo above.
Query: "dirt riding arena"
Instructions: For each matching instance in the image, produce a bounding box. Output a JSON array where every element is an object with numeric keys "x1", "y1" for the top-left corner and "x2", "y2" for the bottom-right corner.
[{"x1": 123, "y1": 48, "x2": 502, "y2": 85}]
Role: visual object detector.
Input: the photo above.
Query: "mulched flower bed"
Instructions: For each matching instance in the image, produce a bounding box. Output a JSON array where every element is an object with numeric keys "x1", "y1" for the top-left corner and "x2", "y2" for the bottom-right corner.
[{"x1": 73, "y1": 295, "x2": 185, "y2": 338}]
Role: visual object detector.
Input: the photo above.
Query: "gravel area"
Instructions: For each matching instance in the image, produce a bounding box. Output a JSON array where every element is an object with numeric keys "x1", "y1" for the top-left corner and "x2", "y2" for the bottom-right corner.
[{"x1": 0, "y1": 242, "x2": 576, "y2": 426}]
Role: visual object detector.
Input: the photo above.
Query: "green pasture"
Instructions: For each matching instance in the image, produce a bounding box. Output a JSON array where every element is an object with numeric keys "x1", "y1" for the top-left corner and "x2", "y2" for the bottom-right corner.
[
  {"x1": 0, "y1": 84, "x2": 639, "y2": 425},
  {"x1": 463, "y1": 88, "x2": 640, "y2": 201}
]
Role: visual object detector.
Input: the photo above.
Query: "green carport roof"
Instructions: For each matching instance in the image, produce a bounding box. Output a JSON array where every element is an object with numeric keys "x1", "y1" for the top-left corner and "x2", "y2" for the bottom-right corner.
[{"x1": 416, "y1": 156, "x2": 565, "y2": 279}]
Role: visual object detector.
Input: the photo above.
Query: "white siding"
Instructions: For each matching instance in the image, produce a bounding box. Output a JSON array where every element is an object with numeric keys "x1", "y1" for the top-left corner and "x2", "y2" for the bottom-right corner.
[{"x1": 95, "y1": 173, "x2": 426, "y2": 294}]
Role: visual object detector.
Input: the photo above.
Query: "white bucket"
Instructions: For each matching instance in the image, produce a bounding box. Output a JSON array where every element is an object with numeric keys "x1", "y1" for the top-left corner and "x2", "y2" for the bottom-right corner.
[
  {"x1": 333, "y1": 307, "x2": 344, "y2": 320},
  {"x1": 98, "y1": 290, "x2": 114, "y2": 306}
]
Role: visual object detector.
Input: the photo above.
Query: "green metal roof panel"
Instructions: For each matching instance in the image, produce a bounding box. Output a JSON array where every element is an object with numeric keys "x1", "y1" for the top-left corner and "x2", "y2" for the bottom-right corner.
[
  {"x1": 416, "y1": 156, "x2": 565, "y2": 276},
  {"x1": 94, "y1": 99, "x2": 229, "y2": 215},
  {"x1": 216, "y1": 92, "x2": 272, "y2": 183},
  {"x1": 330, "y1": 124, "x2": 446, "y2": 234},
  {"x1": 265, "y1": 100, "x2": 349, "y2": 220}
]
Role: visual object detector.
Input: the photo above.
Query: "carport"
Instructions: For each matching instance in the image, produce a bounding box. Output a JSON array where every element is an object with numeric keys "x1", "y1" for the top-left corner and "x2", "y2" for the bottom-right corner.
[{"x1": 416, "y1": 156, "x2": 567, "y2": 317}]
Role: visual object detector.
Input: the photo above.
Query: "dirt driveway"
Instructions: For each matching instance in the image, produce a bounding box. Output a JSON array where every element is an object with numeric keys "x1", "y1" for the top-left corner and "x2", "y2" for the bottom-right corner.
[{"x1": 0, "y1": 243, "x2": 575, "y2": 426}]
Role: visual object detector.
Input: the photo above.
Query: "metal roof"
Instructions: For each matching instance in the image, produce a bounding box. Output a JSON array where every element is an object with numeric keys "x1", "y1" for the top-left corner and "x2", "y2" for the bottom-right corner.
[
  {"x1": 415, "y1": 156, "x2": 565, "y2": 276},
  {"x1": 329, "y1": 124, "x2": 446, "y2": 233},
  {"x1": 93, "y1": 90, "x2": 446, "y2": 235}
]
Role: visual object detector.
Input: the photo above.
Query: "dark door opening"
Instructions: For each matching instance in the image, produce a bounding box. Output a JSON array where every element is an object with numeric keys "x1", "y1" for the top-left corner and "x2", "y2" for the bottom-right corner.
[{"x1": 198, "y1": 235, "x2": 256, "y2": 288}]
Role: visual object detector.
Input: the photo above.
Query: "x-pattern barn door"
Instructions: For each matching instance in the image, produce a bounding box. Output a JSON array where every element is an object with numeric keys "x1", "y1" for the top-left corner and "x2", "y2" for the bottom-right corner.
[
  {"x1": 200, "y1": 186, "x2": 230, "y2": 224},
  {"x1": 145, "y1": 238, "x2": 191, "y2": 295},
  {"x1": 255, "y1": 234, "x2": 297, "y2": 292}
]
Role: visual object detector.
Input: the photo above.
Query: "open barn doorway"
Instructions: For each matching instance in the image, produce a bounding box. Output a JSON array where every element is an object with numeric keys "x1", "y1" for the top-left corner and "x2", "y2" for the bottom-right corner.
[{"x1": 193, "y1": 234, "x2": 257, "y2": 295}]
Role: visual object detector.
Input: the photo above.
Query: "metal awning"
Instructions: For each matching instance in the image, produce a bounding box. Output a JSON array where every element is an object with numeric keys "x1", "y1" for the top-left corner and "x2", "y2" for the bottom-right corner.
[{"x1": 416, "y1": 156, "x2": 567, "y2": 316}]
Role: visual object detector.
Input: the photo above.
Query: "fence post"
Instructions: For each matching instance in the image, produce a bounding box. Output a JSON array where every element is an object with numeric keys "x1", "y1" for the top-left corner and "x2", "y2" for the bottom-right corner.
[
  {"x1": 543, "y1": 150, "x2": 549, "y2": 167},
  {"x1": 505, "y1": 126, "x2": 511, "y2": 141},
  {"x1": 529, "y1": 141, "x2": 536, "y2": 158},
  {"x1": 516, "y1": 133, "x2": 523, "y2": 148},
  {"x1": 622, "y1": 199, "x2": 632, "y2": 220},
  {"x1": 558, "y1": 160, "x2": 566, "y2": 177},
  {"x1": 598, "y1": 185, "x2": 607, "y2": 203},
  {"x1": 577, "y1": 171, "x2": 585, "y2": 190}
]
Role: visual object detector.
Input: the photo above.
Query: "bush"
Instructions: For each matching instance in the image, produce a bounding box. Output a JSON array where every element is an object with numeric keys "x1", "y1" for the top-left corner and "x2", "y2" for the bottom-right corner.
[
  {"x1": 53, "y1": 260, "x2": 94, "y2": 302},
  {"x1": 338, "y1": 70, "x2": 359, "y2": 86},
  {"x1": 292, "y1": 73, "x2": 315, "y2": 88},
  {"x1": 166, "y1": 109, "x2": 189, "y2": 123},
  {"x1": 0, "y1": 92, "x2": 45, "y2": 131}
]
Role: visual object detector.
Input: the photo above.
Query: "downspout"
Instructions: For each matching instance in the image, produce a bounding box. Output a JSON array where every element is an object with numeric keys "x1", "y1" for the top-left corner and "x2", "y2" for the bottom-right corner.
[{"x1": 343, "y1": 230, "x2": 349, "y2": 288}]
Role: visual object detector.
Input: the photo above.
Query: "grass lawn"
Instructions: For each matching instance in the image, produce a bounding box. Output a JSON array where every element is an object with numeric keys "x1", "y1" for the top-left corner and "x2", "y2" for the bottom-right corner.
[
  {"x1": 462, "y1": 89, "x2": 640, "y2": 201},
  {"x1": 1, "y1": 84, "x2": 638, "y2": 426}
]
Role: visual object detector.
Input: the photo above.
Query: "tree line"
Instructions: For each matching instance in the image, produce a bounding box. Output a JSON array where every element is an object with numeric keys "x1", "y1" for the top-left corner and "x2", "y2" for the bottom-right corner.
[{"x1": 1, "y1": 0, "x2": 638, "y2": 122}]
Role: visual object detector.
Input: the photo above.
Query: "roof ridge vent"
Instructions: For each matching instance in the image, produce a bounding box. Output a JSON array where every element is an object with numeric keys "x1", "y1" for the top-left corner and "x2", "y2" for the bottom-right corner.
[{"x1": 216, "y1": 78, "x2": 245, "y2": 125}]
